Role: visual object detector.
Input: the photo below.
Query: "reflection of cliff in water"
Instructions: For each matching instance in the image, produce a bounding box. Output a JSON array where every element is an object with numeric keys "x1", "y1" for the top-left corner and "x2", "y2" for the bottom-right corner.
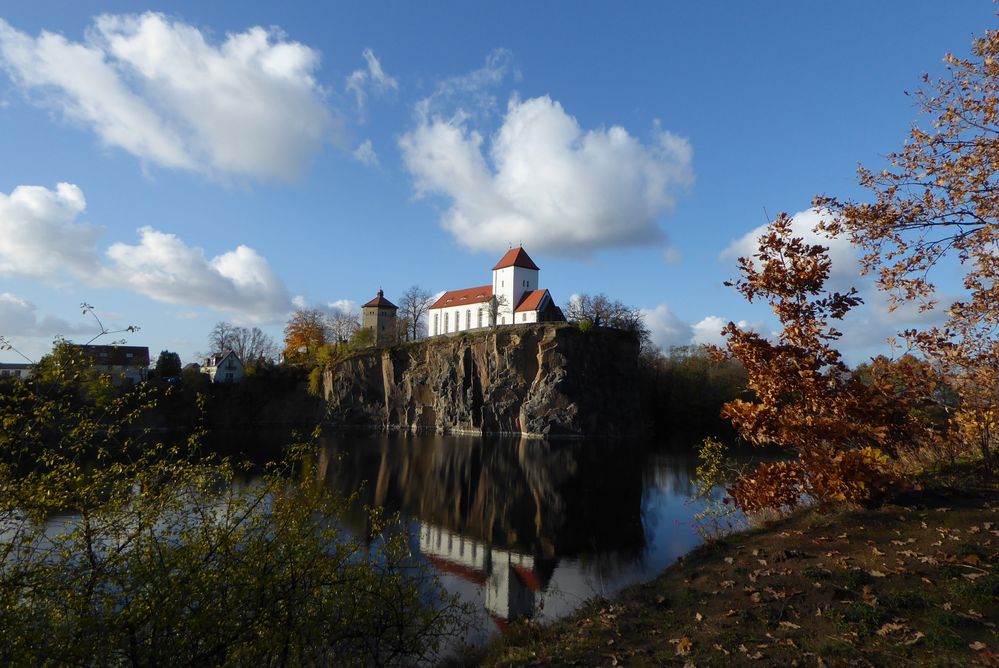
[{"x1": 316, "y1": 434, "x2": 646, "y2": 559}]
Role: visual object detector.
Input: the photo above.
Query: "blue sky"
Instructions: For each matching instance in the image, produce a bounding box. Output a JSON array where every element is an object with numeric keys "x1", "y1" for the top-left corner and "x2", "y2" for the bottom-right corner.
[{"x1": 0, "y1": 2, "x2": 990, "y2": 364}]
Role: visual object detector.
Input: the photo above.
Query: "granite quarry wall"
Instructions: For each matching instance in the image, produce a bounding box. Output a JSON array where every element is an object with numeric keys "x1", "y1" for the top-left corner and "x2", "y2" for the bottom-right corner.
[{"x1": 322, "y1": 325, "x2": 641, "y2": 438}]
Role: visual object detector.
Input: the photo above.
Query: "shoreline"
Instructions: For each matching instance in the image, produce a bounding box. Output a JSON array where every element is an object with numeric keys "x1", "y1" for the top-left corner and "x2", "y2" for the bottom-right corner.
[{"x1": 467, "y1": 461, "x2": 998, "y2": 666}]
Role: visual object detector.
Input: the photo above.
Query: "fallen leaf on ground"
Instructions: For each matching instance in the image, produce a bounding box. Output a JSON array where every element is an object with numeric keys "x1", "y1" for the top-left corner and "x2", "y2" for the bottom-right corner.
[
  {"x1": 675, "y1": 637, "x2": 692, "y2": 656},
  {"x1": 877, "y1": 622, "x2": 907, "y2": 637}
]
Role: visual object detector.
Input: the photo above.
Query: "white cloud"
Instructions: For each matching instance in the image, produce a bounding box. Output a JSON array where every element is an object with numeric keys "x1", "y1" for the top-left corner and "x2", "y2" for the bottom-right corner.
[
  {"x1": 721, "y1": 208, "x2": 861, "y2": 295},
  {"x1": 400, "y1": 95, "x2": 694, "y2": 256},
  {"x1": 106, "y1": 227, "x2": 292, "y2": 319},
  {"x1": 640, "y1": 304, "x2": 766, "y2": 352},
  {"x1": 690, "y1": 315, "x2": 727, "y2": 347},
  {"x1": 352, "y1": 139, "x2": 379, "y2": 166},
  {"x1": 720, "y1": 208, "x2": 948, "y2": 362},
  {"x1": 0, "y1": 183, "x2": 292, "y2": 320},
  {"x1": 0, "y1": 292, "x2": 87, "y2": 338},
  {"x1": 415, "y1": 48, "x2": 516, "y2": 122},
  {"x1": 690, "y1": 316, "x2": 762, "y2": 347},
  {"x1": 345, "y1": 48, "x2": 397, "y2": 112},
  {"x1": 0, "y1": 13, "x2": 336, "y2": 181},
  {"x1": 0, "y1": 182, "x2": 101, "y2": 279},
  {"x1": 641, "y1": 304, "x2": 694, "y2": 350},
  {"x1": 663, "y1": 246, "x2": 681, "y2": 264},
  {"x1": 326, "y1": 299, "x2": 359, "y2": 316}
]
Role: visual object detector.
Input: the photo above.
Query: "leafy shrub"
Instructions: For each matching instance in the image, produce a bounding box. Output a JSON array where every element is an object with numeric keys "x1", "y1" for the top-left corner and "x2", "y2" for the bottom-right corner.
[{"x1": 0, "y1": 351, "x2": 467, "y2": 665}]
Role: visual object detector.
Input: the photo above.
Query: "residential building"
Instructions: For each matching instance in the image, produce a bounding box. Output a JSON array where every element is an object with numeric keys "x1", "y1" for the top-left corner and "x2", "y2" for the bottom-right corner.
[
  {"x1": 0, "y1": 362, "x2": 34, "y2": 380},
  {"x1": 73, "y1": 345, "x2": 150, "y2": 386},
  {"x1": 200, "y1": 351, "x2": 243, "y2": 384}
]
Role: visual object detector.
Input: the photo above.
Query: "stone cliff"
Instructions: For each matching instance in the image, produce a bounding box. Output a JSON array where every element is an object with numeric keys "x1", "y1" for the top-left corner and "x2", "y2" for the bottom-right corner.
[{"x1": 322, "y1": 324, "x2": 641, "y2": 437}]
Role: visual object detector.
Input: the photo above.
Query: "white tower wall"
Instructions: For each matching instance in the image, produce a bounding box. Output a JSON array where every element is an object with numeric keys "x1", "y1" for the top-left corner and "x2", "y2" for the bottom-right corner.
[{"x1": 492, "y1": 265, "x2": 539, "y2": 325}]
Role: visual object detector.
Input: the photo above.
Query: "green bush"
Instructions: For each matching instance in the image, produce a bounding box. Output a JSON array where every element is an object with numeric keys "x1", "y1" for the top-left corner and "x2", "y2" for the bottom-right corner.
[{"x1": 0, "y1": 351, "x2": 467, "y2": 665}]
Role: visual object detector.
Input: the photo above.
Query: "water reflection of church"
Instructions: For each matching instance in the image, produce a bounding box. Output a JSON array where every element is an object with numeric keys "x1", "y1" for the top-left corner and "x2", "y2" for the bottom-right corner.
[
  {"x1": 316, "y1": 435, "x2": 651, "y2": 632},
  {"x1": 419, "y1": 523, "x2": 554, "y2": 630}
]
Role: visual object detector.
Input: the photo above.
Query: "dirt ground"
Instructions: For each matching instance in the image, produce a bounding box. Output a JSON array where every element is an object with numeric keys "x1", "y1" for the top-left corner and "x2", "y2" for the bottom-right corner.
[{"x1": 470, "y1": 463, "x2": 998, "y2": 667}]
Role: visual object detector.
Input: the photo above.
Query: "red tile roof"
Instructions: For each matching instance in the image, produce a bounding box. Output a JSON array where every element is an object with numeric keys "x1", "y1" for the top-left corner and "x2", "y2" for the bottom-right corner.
[
  {"x1": 514, "y1": 289, "x2": 549, "y2": 313},
  {"x1": 424, "y1": 555, "x2": 488, "y2": 585},
  {"x1": 429, "y1": 285, "x2": 493, "y2": 310},
  {"x1": 511, "y1": 563, "x2": 544, "y2": 592},
  {"x1": 492, "y1": 246, "x2": 540, "y2": 271},
  {"x1": 363, "y1": 290, "x2": 398, "y2": 309}
]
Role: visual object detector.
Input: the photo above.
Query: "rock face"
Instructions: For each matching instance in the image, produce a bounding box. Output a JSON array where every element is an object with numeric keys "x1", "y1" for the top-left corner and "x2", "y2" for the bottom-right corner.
[{"x1": 323, "y1": 325, "x2": 641, "y2": 437}]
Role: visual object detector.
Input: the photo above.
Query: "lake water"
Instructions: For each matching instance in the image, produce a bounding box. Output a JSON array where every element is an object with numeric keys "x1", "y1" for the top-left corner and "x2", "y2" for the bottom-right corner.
[{"x1": 311, "y1": 433, "x2": 729, "y2": 645}]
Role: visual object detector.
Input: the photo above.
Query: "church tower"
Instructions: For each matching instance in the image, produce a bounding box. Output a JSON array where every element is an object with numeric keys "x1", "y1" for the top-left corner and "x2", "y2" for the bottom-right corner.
[{"x1": 491, "y1": 247, "x2": 540, "y2": 325}]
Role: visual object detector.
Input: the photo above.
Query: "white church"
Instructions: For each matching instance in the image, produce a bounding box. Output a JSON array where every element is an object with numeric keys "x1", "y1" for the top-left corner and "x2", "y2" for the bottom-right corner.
[{"x1": 428, "y1": 247, "x2": 565, "y2": 337}]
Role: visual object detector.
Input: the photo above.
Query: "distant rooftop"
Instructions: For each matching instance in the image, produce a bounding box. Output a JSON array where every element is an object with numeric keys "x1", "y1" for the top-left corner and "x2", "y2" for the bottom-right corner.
[
  {"x1": 363, "y1": 289, "x2": 398, "y2": 309},
  {"x1": 71, "y1": 344, "x2": 150, "y2": 367},
  {"x1": 492, "y1": 246, "x2": 540, "y2": 271}
]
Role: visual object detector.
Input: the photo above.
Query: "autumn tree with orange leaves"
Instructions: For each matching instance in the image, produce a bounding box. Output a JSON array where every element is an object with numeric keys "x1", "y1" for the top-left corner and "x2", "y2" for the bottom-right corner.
[
  {"x1": 817, "y1": 27, "x2": 998, "y2": 465},
  {"x1": 717, "y1": 215, "x2": 944, "y2": 512},
  {"x1": 282, "y1": 308, "x2": 332, "y2": 365}
]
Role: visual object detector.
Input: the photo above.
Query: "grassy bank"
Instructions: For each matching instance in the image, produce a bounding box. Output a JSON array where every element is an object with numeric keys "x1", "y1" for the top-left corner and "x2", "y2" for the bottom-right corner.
[{"x1": 470, "y1": 462, "x2": 997, "y2": 666}]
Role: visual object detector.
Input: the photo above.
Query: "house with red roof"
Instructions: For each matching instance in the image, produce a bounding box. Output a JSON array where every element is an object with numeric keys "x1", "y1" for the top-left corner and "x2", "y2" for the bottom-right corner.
[{"x1": 427, "y1": 246, "x2": 564, "y2": 337}]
